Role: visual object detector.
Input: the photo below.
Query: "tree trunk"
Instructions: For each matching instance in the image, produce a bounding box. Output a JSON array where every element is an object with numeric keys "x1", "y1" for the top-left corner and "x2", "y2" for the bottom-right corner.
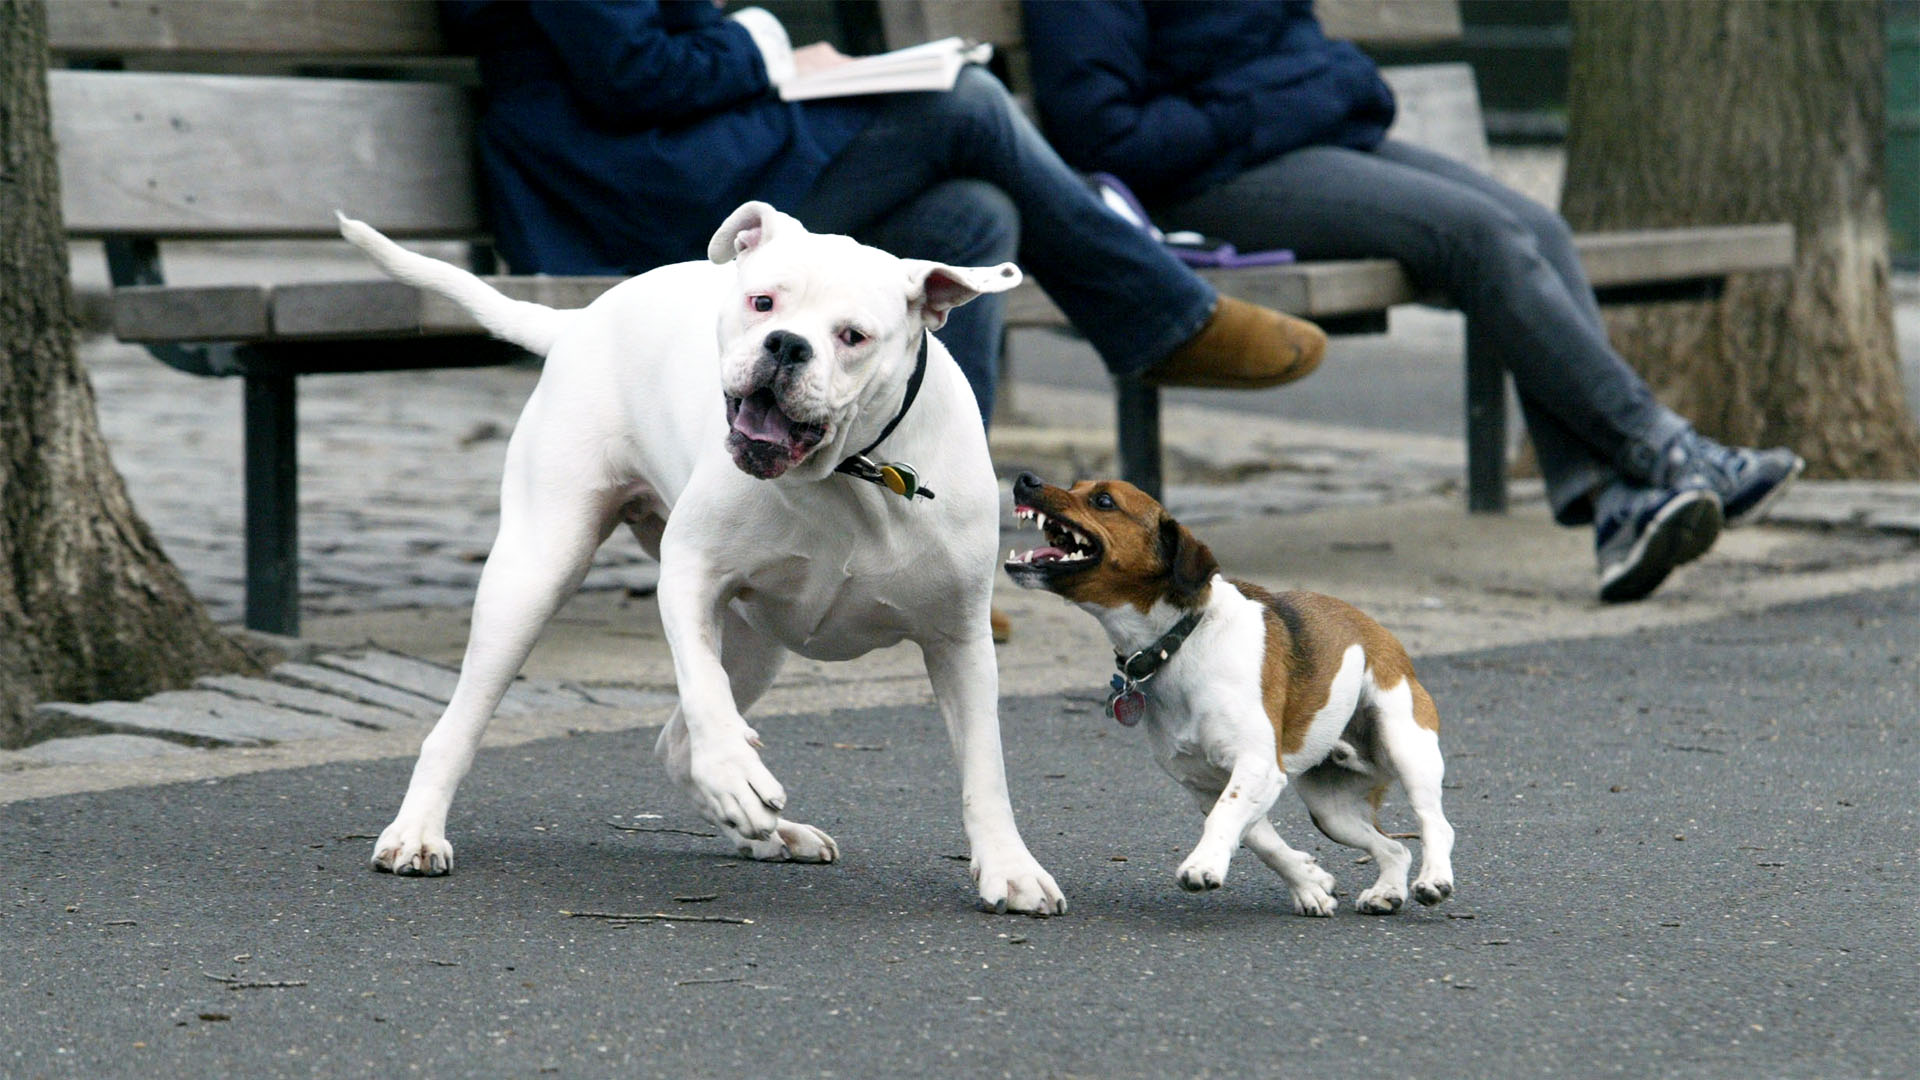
[
  {"x1": 0, "y1": 0, "x2": 255, "y2": 746},
  {"x1": 1562, "y1": 0, "x2": 1920, "y2": 479}
]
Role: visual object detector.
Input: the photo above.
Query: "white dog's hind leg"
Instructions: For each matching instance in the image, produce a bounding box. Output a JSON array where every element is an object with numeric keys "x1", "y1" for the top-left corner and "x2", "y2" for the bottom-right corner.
[
  {"x1": 653, "y1": 609, "x2": 838, "y2": 863},
  {"x1": 1375, "y1": 678, "x2": 1454, "y2": 906},
  {"x1": 921, "y1": 633, "x2": 1066, "y2": 915},
  {"x1": 1175, "y1": 753, "x2": 1285, "y2": 893},
  {"x1": 1242, "y1": 818, "x2": 1338, "y2": 917},
  {"x1": 1294, "y1": 767, "x2": 1412, "y2": 914},
  {"x1": 373, "y1": 479, "x2": 617, "y2": 876}
]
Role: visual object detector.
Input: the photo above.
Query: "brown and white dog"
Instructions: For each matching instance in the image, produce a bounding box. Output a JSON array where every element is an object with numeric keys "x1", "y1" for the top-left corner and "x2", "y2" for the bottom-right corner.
[{"x1": 1004, "y1": 474, "x2": 1455, "y2": 916}]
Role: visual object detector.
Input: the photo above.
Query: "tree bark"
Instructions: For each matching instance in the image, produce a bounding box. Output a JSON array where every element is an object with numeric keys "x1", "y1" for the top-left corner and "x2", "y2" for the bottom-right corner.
[
  {"x1": 0, "y1": 0, "x2": 255, "y2": 746},
  {"x1": 1562, "y1": 0, "x2": 1920, "y2": 479}
]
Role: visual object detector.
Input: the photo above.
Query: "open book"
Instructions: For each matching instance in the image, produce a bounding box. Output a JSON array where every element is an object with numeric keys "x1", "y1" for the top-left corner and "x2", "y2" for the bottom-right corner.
[{"x1": 778, "y1": 36, "x2": 994, "y2": 102}]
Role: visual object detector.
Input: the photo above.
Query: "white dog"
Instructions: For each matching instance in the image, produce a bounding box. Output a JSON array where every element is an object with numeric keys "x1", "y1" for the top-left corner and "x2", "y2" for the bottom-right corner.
[{"x1": 339, "y1": 203, "x2": 1065, "y2": 915}]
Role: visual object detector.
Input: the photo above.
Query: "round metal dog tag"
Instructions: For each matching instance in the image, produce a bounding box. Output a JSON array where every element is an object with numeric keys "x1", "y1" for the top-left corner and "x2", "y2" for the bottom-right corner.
[
  {"x1": 1106, "y1": 687, "x2": 1146, "y2": 727},
  {"x1": 879, "y1": 463, "x2": 917, "y2": 497}
]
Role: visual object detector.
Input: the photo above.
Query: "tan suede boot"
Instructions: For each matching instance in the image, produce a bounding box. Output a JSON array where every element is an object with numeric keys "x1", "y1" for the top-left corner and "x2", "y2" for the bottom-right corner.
[{"x1": 1144, "y1": 297, "x2": 1327, "y2": 389}]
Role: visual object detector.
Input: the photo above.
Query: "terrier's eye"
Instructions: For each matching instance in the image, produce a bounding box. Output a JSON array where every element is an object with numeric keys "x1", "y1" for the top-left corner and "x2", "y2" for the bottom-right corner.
[
  {"x1": 840, "y1": 328, "x2": 867, "y2": 347},
  {"x1": 750, "y1": 295, "x2": 774, "y2": 313},
  {"x1": 1092, "y1": 492, "x2": 1116, "y2": 511}
]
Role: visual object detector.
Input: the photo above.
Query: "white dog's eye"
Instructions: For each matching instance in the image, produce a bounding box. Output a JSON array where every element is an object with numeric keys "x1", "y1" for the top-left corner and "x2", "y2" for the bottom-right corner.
[
  {"x1": 750, "y1": 295, "x2": 773, "y2": 313},
  {"x1": 840, "y1": 328, "x2": 867, "y2": 347}
]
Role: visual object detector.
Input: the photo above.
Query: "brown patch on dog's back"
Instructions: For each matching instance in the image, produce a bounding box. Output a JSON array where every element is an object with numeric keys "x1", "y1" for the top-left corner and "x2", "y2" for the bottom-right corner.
[{"x1": 1237, "y1": 583, "x2": 1438, "y2": 756}]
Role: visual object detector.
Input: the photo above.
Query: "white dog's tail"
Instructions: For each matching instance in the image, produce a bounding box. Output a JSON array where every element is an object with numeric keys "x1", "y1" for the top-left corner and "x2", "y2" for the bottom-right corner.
[{"x1": 336, "y1": 212, "x2": 575, "y2": 357}]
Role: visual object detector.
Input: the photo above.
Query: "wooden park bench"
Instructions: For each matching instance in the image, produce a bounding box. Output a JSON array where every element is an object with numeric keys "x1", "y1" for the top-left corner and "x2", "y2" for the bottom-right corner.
[
  {"x1": 48, "y1": 0, "x2": 1791, "y2": 637},
  {"x1": 877, "y1": 0, "x2": 1796, "y2": 504}
]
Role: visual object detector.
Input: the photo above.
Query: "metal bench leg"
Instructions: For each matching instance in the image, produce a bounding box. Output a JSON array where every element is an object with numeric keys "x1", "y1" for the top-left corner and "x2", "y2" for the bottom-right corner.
[
  {"x1": 1464, "y1": 326, "x2": 1508, "y2": 514},
  {"x1": 244, "y1": 373, "x2": 299, "y2": 636},
  {"x1": 1115, "y1": 375, "x2": 1163, "y2": 502}
]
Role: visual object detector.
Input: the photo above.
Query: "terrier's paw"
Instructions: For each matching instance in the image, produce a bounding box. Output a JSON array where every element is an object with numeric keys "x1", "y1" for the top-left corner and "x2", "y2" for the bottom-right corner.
[
  {"x1": 1176, "y1": 857, "x2": 1227, "y2": 893},
  {"x1": 972, "y1": 847, "x2": 1067, "y2": 916},
  {"x1": 1289, "y1": 882, "x2": 1338, "y2": 918},
  {"x1": 1355, "y1": 883, "x2": 1406, "y2": 915},
  {"x1": 728, "y1": 820, "x2": 840, "y2": 864},
  {"x1": 1412, "y1": 876, "x2": 1454, "y2": 906},
  {"x1": 689, "y1": 736, "x2": 785, "y2": 840},
  {"x1": 371, "y1": 820, "x2": 452, "y2": 877}
]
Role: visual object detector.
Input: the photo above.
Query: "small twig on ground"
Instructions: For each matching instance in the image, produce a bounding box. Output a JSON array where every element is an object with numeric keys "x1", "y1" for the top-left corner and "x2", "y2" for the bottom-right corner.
[
  {"x1": 337, "y1": 833, "x2": 379, "y2": 841},
  {"x1": 560, "y1": 910, "x2": 754, "y2": 925},
  {"x1": 672, "y1": 894, "x2": 719, "y2": 904},
  {"x1": 674, "y1": 977, "x2": 744, "y2": 986},
  {"x1": 203, "y1": 972, "x2": 307, "y2": 989},
  {"x1": 103, "y1": 919, "x2": 138, "y2": 926},
  {"x1": 605, "y1": 821, "x2": 718, "y2": 838},
  {"x1": 422, "y1": 958, "x2": 460, "y2": 967},
  {"x1": 1386, "y1": 832, "x2": 1419, "y2": 840},
  {"x1": 831, "y1": 742, "x2": 886, "y2": 751}
]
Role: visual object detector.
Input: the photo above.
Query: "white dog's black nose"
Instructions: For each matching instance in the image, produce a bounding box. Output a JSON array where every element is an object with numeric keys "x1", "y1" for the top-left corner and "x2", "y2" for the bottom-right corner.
[{"x1": 763, "y1": 329, "x2": 812, "y2": 368}]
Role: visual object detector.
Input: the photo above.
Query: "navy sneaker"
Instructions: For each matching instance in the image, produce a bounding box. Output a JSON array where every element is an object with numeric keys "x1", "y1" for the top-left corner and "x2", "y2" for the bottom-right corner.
[
  {"x1": 1596, "y1": 484, "x2": 1724, "y2": 603},
  {"x1": 1651, "y1": 430, "x2": 1805, "y2": 527}
]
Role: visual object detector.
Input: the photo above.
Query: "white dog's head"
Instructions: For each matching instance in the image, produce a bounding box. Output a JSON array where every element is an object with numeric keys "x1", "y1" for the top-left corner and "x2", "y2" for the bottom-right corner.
[{"x1": 707, "y1": 201, "x2": 1021, "y2": 481}]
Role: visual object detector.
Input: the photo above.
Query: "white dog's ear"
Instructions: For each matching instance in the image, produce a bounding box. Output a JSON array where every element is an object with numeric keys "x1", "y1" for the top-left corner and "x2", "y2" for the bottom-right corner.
[
  {"x1": 904, "y1": 260, "x2": 1023, "y2": 329},
  {"x1": 709, "y1": 201, "x2": 801, "y2": 264}
]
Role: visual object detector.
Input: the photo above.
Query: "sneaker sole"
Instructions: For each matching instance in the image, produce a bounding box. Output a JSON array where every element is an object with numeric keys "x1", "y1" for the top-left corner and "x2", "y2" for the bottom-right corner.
[
  {"x1": 1598, "y1": 490, "x2": 1724, "y2": 604},
  {"x1": 1725, "y1": 454, "x2": 1806, "y2": 527}
]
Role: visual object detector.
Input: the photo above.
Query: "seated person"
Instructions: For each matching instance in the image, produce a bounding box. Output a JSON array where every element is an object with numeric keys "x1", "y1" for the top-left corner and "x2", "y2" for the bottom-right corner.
[
  {"x1": 439, "y1": 0, "x2": 1329, "y2": 437},
  {"x1": 1023, "y1": 0, "x2": 1803, "y2": 602}
]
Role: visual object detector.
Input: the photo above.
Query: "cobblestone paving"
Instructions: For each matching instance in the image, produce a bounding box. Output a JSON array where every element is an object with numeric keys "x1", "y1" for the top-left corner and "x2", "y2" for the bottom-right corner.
[{"x1": 84, "y1": 336, "x2": 659, "y2": 624}]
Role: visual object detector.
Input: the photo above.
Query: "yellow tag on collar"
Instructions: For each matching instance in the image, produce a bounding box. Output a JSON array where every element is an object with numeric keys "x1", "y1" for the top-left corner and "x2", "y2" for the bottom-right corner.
[{"x1": 879, "y1": 463, "x2": 916, "y2": 497}]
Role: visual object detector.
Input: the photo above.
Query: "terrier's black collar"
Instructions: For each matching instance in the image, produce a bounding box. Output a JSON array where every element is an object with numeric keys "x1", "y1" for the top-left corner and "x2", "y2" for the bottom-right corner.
[{"x1": 1115, "y1": 609, "x2": 1204, "y2": 684}]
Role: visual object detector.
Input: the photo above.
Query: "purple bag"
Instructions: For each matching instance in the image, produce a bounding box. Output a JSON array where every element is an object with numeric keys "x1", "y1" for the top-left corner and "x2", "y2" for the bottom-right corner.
[{"x1": 1088, "y1": 173, "x2": 1296, "y2": 269}]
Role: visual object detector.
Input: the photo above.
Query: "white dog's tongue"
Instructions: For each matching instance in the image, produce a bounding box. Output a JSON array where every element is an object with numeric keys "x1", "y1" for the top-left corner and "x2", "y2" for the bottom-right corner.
[{"x1": 733, "y1": 391, "x2": 796, "y2": 443}]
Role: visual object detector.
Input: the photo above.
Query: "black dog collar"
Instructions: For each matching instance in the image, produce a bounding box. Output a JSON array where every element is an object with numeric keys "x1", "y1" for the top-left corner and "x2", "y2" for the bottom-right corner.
[
  {"x1": 1105, "y1": 609, "x2": 1203, "y2": 727},
  {"x1": 835, "y1": 331, "x2": 934, "y2": 500},
  {"x1": 1115, "y1": 609, "x2": 1204, "y2": 683}
]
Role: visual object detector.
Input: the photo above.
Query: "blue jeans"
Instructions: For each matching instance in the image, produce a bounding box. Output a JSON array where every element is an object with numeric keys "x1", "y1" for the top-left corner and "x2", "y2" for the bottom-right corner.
[
  {"x1": 797, "y1": 67, "x2": 1217, "y2": 424},
  {"x1": 1160, "y1": 139, "x2": 1689, "y2": 525}
]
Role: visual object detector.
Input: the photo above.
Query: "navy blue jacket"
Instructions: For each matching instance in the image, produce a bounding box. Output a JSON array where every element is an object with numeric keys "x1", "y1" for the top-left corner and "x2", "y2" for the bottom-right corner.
[
  {"x1": 442, "y1": 1, "x2": 871, "y2": 274},
  {"x1": 1023, "y1": 0, "x2": 1395, "y2": 206}
]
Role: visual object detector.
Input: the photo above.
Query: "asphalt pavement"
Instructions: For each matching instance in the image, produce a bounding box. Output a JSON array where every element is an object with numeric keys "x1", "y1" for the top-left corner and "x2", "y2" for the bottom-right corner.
[{"x1": 5, "y1": 585, "x2": 1914, "y2": 1079}]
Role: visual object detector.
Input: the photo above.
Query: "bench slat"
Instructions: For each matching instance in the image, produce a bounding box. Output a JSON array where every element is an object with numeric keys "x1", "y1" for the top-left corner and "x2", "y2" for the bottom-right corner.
[
  {"x1": 110, "y1": 221, "x2": 1795, "y2": 346},
  {"x1": 51, "y1": 70, "x2": 479, "y2": 238},
  {"x1": 1380, "y1": 64, "x2": 1491, "y2": 173},
  {"x1": 48, "y1": 0, "x2": 445, "y2": 57},
  {"x1": 1318, "y1": 0, "x2": 1464, "y2": 45},
  {"x1": 1575, "y1": 224, "x2": 1795, "y2": 288}
]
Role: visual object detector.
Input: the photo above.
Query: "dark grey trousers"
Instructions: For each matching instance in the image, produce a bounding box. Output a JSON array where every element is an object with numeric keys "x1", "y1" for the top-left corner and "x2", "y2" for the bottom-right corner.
[{"x1": 1161, "y1": 139, "x2": 1687, "y2": 525}]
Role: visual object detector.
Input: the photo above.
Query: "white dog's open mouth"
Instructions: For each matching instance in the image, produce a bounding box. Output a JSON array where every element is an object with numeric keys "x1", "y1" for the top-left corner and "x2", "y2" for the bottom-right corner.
[{"x1": 725, "y1": 388, "x2": 829, "y2": 479}]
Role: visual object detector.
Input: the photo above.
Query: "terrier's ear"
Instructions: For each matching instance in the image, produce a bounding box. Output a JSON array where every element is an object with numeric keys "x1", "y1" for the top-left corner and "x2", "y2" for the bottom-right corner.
[
  {"x1": 1158, "y1": 516, "x2": 1218, "y2": 609},
  {"x1": 709, "y1": 201, "x2": 803, "y2": 264},
  {"x1": 902, "y1": 260, "x2": 1023, "y2": 329}
]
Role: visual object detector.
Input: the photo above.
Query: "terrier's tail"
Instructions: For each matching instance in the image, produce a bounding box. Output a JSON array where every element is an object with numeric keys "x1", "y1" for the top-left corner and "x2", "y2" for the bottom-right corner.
[{"x1": 336, "y1": 211, "x2": 575, "y2": 357}]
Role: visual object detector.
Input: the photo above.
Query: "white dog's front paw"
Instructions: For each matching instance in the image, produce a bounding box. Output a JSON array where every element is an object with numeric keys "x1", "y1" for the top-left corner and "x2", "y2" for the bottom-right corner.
[
  {"x1": 1356, "y1": 882, "x2": 1407, "y2": 915},
  {"x1": 1412, "y1": 874, "x2": 1454, "y2": 906},
  {"x1": 371, "y1": 819, "x2": 452, "y2": 877},
  {"x1": 971, "y1": 847, "x2": 1067, "y2": 916},
  {"x1": 1288, "y1": 882, "x2": 1338, "y2": 917},
  {"x1": 688, "y1": 736, "x2": 786, "y2": 840},
  {"x1": 1176, "y1": 854, "x2": 1229, "y2": 893},
  {"x1": 726, "y1": 820, "x2": 840, "y2": 863}
]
